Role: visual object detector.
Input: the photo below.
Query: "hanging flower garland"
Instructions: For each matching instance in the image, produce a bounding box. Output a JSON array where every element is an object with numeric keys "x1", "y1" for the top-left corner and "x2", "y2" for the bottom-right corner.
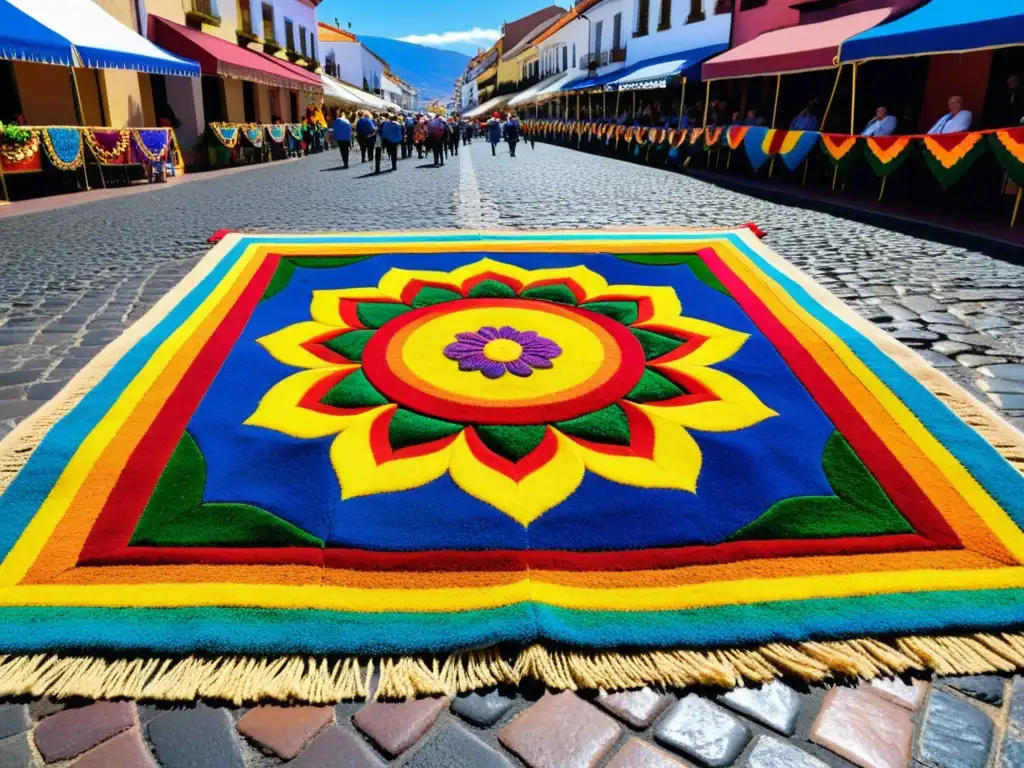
[
  {"x1": 131, "y1": 128, "x2": 170, "y2": 163},
  {"x1": 41, "y1": 127, "x2": 83, "y2": 171},
  {"x1": 241, "y1": 123, "x2": 263, "y2": 148},
  {"x1": 209, "y1": 123, "x2": 240, "y2": 149},
  {"x1": 84, "y1": 128, "x2": 130, "y2": 164},
  {"x1": 266, "y1": 124, "x2": 287, "y2": 144}
]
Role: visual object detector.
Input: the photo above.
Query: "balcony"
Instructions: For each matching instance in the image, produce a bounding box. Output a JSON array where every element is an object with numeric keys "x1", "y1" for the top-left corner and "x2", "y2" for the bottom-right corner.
[
  {"x1": 610, "y1": 46, "x2": 627, "y2": 63},
  {"x1": 262, "y1": 21, "x2": 281, "y2": 53},
  {"x1": 236, "y1": 10, "x2": 259, "y2": 45},
  {"x1": 185, "y1": 0, "x2": 220, "y2": 27},
  {"x1": 579, "y1": 51, "x2": 608, "y2": 70}
]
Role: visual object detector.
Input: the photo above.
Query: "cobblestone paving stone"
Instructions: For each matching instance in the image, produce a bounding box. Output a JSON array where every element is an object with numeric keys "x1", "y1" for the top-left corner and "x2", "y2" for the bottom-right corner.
[{"x1": 0, "y1": 142, "x2": 1023, "y2": 766}]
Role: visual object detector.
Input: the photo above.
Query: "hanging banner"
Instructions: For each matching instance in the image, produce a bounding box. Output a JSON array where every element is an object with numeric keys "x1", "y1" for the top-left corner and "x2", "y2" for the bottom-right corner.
[
  {"x1": 131, "y1": 128, "x2": 170, "y2": 163},
  {"x1": 742, "y1": 126, "x2": 771, "y2": 170},
  {"x1": 688, "y1": 128, "x2": 705, "y2": 146},
  {"x1": 242, "y1": 124, "x2": 264, "y2": 148},
  {"x1": 41, "y1": 127, "x2": 83, "y2": 171},
  {"x1": 704, "y1": 126, "x2": 723, "y2": 150},
  {"x1": 920, "y1": 131, "x2": 987, "y2": 189},
  {"x1": 266, "y1": 125, "x2": 287, "y2": 144},
  {"x1": 0, "y1": 130, "x2": 42, "y2": 173},
  {"x1": 987, "y1": 126, "x2": 1024, "y2": 186},
  {"x1": 210, "y1": 123, "x2": 240, "y2": 149},
  {"x1": 770, "y1": 130, "x2": 821, "y2": 171},
  {"x1": 863, "y1": 136, "x2": 914, "y2": 178},
  {"x1": 819, "y1": 134, "x2": 861, "y2": 173},
  {"x1": 725, "y1": 126, "x2": 749, "y2": 151},
  {"x1": 84, "y1": 128, "x2": 130, "y2": 164}
]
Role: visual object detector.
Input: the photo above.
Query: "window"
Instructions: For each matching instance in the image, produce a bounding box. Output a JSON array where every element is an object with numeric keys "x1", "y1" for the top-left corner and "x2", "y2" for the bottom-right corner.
[
  {"x1": 594, "y1": 20, "x2": 603, "y2": 54},
  {"x1": 715, "y1": 0, "x2": 734, "y2": 12},
  {"x1": 299, "y1": 25, "x2": 307, "y2": 55},
  {"x1": 635, "y1": 0, "x2": 650, "y2": 37},
  {"x1": 612, "y1": 13, "x2": 622, "y2": 49},
  {"x1": 261, "y1": 3, "x2": 274, "y2": 42},
  {"x1": 562, "y1": 45, "x2": 568, "y2": 72},
  {"x1": 658, "y1": 0, "x2": 672, "y2": 30},
  {"x1": 325, "y1": 52, "x2": 337, "y2": 77},
  {"x1": 237, "y1": 0, "x2": 252, "y2": 34},
  {"x1": 284, "y1": 18, "x2": 295, "y2": 51},
  {"x1": 687, "y1": 0, "x2": 706, "y2": 23},
  {"x1": 310, "y1": 35, "x2": 315, "y2": 62},
  {"x1": 572, "y1": 43, "x2": 576, "y2": 68},
  {"x1": 739, "y1": 0, "x2": 766, "y2": 8}
]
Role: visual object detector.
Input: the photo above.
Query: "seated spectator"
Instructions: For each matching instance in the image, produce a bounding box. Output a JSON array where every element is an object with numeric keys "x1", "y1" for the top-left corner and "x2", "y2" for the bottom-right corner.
[
  {"x1": 928, "y1": 96, "x2": 972, "y2": 134},
  {"x1": 996, "y1": 74, "x2": 1023, "y2": 128},
  {"x1": 862, "y1": 106, "x2": 897, "y2": 137},
  {"x1": 743, "y1": 109, "x2": 765, "y2": 127},
  {"x1": 789, "y1": 99, "x2": 819, "y2": 131}
]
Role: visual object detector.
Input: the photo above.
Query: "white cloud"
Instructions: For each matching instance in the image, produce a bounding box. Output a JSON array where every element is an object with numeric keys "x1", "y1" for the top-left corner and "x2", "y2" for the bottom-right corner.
[{"x1": 398, "y1": 27, "x2": 501, "y2": 48}]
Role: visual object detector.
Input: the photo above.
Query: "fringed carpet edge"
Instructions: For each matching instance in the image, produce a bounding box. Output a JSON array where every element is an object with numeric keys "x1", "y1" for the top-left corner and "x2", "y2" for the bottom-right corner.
[{"x1": 1, "y1": 631, "x2": 1024, "y2": 704}]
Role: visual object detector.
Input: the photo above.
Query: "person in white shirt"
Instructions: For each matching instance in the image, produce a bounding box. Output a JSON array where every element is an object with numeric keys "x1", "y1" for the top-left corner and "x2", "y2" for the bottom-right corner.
[
  {"x1": 862, "y1": 106, "x2": 897, "y2": 137},
  {"x1": 927, "y1": 96, "x2": 973, "y2": 134}
]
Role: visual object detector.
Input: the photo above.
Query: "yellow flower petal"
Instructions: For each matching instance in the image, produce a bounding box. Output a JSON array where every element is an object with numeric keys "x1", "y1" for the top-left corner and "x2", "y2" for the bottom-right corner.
[
  {"x1": 244, "y1": 367, "x2": 364, "y2": 439},
  {"x1": 569, "y1": 408, "x2": 701, "y2": 493},
  {"x1": 256, "y1": 321, "x2": 344, "y2": 370},
  {"x1": 642, "y1": 365, "x2": 777, "y2": 432},
  {"x1": 448, "y1": 429, "x2": 586, "y2": 527},
  {"x1": 310, "y1": 288, "x2": 390, "y2": 326},
  {"x1": 636, "y1": 315, "x2": 749, "y2": 367},
  {"x1": 331, "y1": 407, "x2": 455, "y2": 499}
]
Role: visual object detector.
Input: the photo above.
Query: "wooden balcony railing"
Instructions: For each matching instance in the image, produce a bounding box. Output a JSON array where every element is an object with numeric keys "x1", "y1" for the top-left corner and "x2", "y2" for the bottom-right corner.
[{"x1": 610, "y1": 46, "x2": 627, "y2": 63}]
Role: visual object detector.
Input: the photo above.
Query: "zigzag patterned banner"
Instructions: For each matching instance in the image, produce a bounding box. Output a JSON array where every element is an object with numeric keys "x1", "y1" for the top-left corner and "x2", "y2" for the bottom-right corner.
[
  {"x1": 987, "y1": 126, "x2": 1024, "y2": 186},
  {"x1": 725, "y1": 126, "x2": 749, "y2": 151},
  {"x1": 704, "y1": 127, "x2": 723, "y2": 150},
  {"x1": 820, "y1": 134, "x2": 861, "y2": 173},
  {"x1": 920, "y1": 132, "x2": 987, "y2": 189},
  {"x1": 863, "y1": 136, "x2": 914, "y2": 178}
]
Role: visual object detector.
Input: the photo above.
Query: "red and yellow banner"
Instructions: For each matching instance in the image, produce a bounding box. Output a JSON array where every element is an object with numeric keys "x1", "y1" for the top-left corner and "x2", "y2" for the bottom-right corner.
[
  {"x1": 820, "y1": 133, "x2": 860, "y2": 173},
  {"x1": 704, "y1": 127, "x2": 723, "y2": 149},
  {"x1": 987, "y1": 126, "x2": 1024, "y2": 186},
  {"x1": 688, "y1": 128, "x2": 705, "y2": 146},
  {"x1": 725, "y1": 126, "x2": 749, "y2": 151}
]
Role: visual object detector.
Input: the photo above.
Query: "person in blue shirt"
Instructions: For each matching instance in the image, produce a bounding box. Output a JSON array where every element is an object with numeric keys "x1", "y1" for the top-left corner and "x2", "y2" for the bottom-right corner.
[
  {"x1": 928, "y1": 96, "x2": 973, "y2": 134},
  {"x1": 355, "y1": 110, "x2": 377, "y2": 163},
  {"x1": 862, "y1": 106, "x2": 897, "y2": 137},
  {"x1": 503, "y1": 112, "x2": 521, "y2": 158},
  {"x1": 332, "y1": 111, "x2": 352, "y2": 168},
  {"x1": 743, "y1": 109, "x2": 765, "y2": 127},
  {"x1": 376, "y1": 111, "x2": 403, "y2": 173},
  {"x1": 487, "y1": 113, "x2": 503, "y2": 156},
  {"x1": 789, "y1": 99, "x2": 819, "y2": 131}
]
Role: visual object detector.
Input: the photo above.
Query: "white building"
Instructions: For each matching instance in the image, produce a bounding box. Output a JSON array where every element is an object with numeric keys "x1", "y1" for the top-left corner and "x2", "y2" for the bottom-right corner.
[
  {"x1": 318, "y1": 23, "x2": 387, "y2": 93},
  {"x1": 537, "y1": 14, "x2": 586, "y2": 82},
  {"x1": 625, "y1": 0, "x2": 731, "y2": 66}
]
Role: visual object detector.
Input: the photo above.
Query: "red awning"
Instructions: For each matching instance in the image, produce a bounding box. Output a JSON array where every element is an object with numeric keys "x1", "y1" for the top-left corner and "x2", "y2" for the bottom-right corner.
[
  {"x1": 252, "y1": 50, "x2": 322, "y2": 91},
  {"x1": 702, "y1": 9, "x2": 892, "y2": 80},
  {"x1": 149, "y1": 16, "x2": 322, "y2": 93}
]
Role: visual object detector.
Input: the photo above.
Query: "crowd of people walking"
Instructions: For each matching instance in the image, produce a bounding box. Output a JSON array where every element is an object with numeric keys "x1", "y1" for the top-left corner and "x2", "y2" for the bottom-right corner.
[{"x1": 328, "y1": 107, "x2": 526, "y2": 173}]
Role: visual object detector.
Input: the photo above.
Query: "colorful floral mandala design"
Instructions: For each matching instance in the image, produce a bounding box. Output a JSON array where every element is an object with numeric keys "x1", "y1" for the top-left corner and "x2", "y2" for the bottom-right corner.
[{"x1": 248, "y1": 259, "x2": 775, "y2": 524}]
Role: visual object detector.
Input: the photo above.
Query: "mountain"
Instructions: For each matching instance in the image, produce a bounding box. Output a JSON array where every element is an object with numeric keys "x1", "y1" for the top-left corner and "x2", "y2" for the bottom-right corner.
[{"x1": 359, "y1": 36, "x2": 470, "y2": 102}]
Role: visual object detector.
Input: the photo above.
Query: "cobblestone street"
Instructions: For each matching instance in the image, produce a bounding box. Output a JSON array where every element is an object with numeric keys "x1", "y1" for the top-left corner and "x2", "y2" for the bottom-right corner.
[{"x1": 1, "y1": 141, "x2": 1023, "y2": 767}]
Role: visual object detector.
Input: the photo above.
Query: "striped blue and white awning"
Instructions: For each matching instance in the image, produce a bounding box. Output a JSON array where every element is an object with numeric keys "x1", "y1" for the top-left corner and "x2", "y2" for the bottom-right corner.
[
  {"x1": 0, "y1": 0, "x2": 199, "y2": 77},
  {"x1": 607, "y1": 44, "x2": 728, "y2": 91}
]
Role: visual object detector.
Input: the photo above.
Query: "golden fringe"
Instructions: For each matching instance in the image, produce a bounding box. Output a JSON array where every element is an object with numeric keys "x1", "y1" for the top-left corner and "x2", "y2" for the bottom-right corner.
[{"x1": 2, "y1": 631, "x2": 1024, "y2": 704}]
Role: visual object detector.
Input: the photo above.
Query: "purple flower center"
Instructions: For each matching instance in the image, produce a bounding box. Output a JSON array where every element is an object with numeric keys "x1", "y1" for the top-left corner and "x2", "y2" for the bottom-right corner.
[{"x1": 443, "y1": 326, "x2": 562, "y2": 379}]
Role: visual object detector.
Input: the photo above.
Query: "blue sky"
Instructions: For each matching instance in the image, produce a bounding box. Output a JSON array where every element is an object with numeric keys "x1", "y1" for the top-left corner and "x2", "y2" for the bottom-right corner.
[{"x1": 317, "y1": 0, "x2": 560, "y2": 55}]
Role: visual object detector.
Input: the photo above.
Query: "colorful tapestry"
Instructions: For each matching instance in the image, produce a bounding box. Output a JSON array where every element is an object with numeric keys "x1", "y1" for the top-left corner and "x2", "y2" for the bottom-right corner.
[
  {"x1": 725, "y1": 126, "x2": 749, "y2": 151},
  {"x1": 265, "y1": 125, "x2": 287, "y2": 144},
  {"x1": 3, "y1": 228, "x2": 1024, "y2": 702},
  {"x1": 820, "y1": 133, "x2": 861, "y2": 174},
  {"x1": 41, "y1": 128, "x2": 83, "y2": 172},
  {"x1": 987, "y1": 126, "x2": 1024, "y2": 187},
  {"x1": 210, "y1": 123, "x2": 240, "y2": 150},
  {"x1": 863, "y1": 136, "x2": 914, "y2": 178},
  {"x1": 131, "y1": 128, "x2": 170, "y2": 164},
  {"x1": 0, "y1": 130, "x2": 41, "y2": 173},
  {"x1": 920, "y1": 132, "x2": 987, "y2": 189},
  {"x1": 84, "y1": 128, "x2": 130, "y2": 164},
  {"x1": 242, "y1": 124, "x2": 264, "y2": 148}
]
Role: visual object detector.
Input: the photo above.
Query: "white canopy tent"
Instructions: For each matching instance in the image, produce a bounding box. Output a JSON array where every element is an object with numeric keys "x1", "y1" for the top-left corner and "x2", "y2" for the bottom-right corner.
[
  {"x1": 508, "y1": 73, "x2": 565, "y2": 107},
  {"x1": 463, "y1": 94, "x2": 514, "y2": 119},
  {"x1": 320, "y1": 74, "x2": 391, "y2": 112}
]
